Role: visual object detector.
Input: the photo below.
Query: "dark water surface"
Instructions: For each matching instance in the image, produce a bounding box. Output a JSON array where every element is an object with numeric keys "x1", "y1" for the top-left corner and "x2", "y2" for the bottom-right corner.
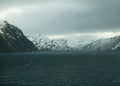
[{"x1": 0, "y1": 52, "x2": 120, "y2": 86}]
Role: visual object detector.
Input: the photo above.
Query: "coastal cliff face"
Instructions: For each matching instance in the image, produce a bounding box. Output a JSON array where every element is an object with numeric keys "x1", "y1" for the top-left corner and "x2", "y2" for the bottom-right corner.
[{"x1": 0, "y1": 21, "x2": 37, "y2": 52}]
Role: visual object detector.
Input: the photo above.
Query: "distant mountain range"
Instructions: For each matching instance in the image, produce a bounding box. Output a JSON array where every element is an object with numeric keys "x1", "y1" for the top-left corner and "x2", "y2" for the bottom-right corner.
[
  {"x1": 0, "y1": 21, "x2": 37, "y2": 52},
  {"x1": 80, "y1": 36, "x2": 120, "y2": 51},
  {"x1": 0, "y1": 21, "x2": 120, "y2": 52},
  {"x1": 29, "y1": 34, "x2": 120, "y2": 52}
]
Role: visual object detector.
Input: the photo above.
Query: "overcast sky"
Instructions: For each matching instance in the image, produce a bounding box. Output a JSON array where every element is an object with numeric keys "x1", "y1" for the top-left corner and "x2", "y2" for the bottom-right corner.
[{"x1": 0, "y1": 0, "x2": 120, "y2": 39}]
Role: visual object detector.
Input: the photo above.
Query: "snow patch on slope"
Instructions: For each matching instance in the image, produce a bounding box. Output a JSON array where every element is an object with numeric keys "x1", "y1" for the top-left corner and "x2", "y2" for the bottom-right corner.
[
  {"x1": 0, "y1": 21, "x2": 6, "y2": 34},
  {"x1": 81, "y1": 36, "x2": 120, "y2": 51},
  {"x1": 28, "y1": 34, "x2": 95, "y2": 51},
  {"x1": 28, "y1": 34, "x2": 120, "y2": 52}
]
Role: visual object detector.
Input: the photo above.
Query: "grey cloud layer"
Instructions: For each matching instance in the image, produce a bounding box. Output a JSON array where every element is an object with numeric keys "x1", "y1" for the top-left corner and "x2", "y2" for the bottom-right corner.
[{"x1": 0, "y1": 0, "x2": 120, "y2": 34}]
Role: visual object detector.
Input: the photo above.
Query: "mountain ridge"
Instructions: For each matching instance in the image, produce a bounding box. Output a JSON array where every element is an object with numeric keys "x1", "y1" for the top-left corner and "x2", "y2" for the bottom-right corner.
[
  {"x1": 29, "y1": 34, "x2": 120, "y2": 52},
  {"x1": 1, "y1": 21, "x2": 120, "y2": 52},
  {"x1": 0, "y1": 21, "x2": 37, "y2": 52}
]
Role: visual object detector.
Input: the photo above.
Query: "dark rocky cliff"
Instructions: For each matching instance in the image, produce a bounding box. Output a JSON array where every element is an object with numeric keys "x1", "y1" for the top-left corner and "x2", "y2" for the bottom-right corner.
[{"x1": 0, "y1": 21, "x2": 37, "y2": 52}]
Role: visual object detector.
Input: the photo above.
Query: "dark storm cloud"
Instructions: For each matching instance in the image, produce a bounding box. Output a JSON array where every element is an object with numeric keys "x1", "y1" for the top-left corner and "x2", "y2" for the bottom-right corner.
[{"x1": 0, "y1": 0, "x2": 120, "y2": 34}]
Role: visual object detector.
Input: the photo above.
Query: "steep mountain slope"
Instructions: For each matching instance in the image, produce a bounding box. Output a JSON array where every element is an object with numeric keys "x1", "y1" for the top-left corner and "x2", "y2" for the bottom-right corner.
[
  {"x1": 0, "y1": 21, "x2": 37, "y2": 52},
  {"x1": 29, "y1": 35, "x2": 72, "y2": 51}
]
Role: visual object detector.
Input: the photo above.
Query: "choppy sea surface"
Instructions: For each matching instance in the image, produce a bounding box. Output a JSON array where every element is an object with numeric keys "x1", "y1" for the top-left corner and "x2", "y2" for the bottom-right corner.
[{"x1": 0, "y1": 52, "x2": 120, "y2": 86}]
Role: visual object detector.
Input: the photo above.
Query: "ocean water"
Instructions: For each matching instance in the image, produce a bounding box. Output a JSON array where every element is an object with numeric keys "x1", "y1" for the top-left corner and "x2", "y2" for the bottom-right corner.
[{"x1": 0, "y1": 52, "x2": 120, "y2": 86}]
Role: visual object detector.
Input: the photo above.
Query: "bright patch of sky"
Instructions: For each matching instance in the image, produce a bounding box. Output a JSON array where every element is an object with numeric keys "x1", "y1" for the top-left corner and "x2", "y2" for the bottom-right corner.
[{"x1": 0, "y1": 7, "x2": 23, "y2": 20}]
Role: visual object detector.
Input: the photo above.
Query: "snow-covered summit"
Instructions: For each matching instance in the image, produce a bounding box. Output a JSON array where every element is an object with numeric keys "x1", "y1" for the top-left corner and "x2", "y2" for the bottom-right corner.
[
  {"x1": 0, "y1": 21, "x2": 7, "y2": 33},
  {"x1": 0, "y1": 21, "x2": 37, "y2": 52},
  {"x1": 0, "y1": 20, "x2": 25, "y2": 40}
]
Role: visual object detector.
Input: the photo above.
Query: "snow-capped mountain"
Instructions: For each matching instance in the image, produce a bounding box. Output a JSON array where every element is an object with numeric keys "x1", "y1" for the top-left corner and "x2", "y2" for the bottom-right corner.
[
  {"x1": 29, "y1": 35, "x2": 72, "y2": 51},
  {"x1": 1, "y1": 21, "x2": 120, "y2": 52},
  {"x1": 0, "y1": 21, "x2": 37, "y2": 52},
  {"x1": 80, "y1": 36, "x2": 120, "y2": 51},
  {"x1": 29, "y1": 34, "x2": 95, "y2": 51},
  {"x1": 29, "y1": 34, "x2": 120, "y2": 52}
]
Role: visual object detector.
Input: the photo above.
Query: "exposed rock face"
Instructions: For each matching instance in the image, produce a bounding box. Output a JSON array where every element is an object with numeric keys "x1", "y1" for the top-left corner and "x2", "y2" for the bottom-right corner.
[{"x1": 0, "y1": 21, "x2": 37, "y2": 52}]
